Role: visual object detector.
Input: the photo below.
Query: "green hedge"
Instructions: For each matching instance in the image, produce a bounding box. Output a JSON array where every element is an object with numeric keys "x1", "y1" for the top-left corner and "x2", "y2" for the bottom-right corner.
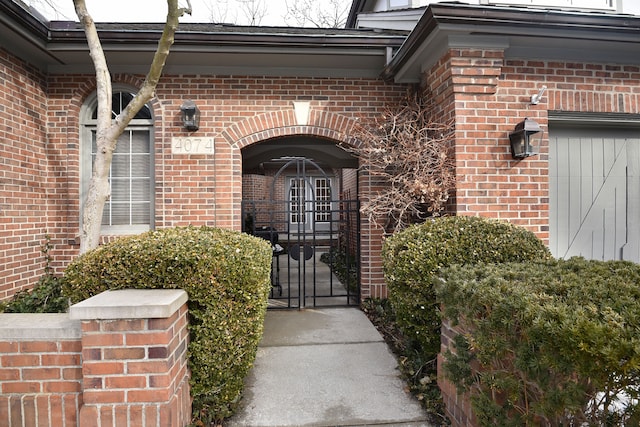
[
  {"x1": 62, "y1": 226, "x2": 272, "y2": 424},
  {"x1": 1, "y1": 234, "x2": 67, "y2": 314},
  {"x1": 382, "y1": 216, "x2": 551, "y2": 360},
  {"x1": 436, "y1": 258, "x2": 640, "y2": 426},
  {"x1": 0, "y1": 274, "x2": 66, "y2": 314}
]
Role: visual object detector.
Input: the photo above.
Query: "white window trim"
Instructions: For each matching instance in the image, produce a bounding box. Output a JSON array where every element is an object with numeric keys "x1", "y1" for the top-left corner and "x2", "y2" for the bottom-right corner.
[{"x1": 80, "y1": 89, "x2": 155, "y2": 235}]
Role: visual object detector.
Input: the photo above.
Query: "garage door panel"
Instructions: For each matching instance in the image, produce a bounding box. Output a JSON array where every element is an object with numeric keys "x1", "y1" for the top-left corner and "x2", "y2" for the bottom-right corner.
[
  {"x1": 550, "y1": 125, "x2": 639, "y2": 262},
  {"x1": 577, "y1": 138, "x2": 593, "y2": 219},
  {"x1": 560, "y1": 163, "x2": 624, "y2": 260},
  {"x1": 552, "y1": 175, "x2": 570, "y2": 256},
  {"x1": 623, "y1": 142, "x2": 640, "y2": 261}
]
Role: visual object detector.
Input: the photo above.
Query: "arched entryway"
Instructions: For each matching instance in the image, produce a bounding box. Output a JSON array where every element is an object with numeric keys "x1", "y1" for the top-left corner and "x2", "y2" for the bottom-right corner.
[{"x1": 241, "y1": 136, "x2": 360, "y2": 309}]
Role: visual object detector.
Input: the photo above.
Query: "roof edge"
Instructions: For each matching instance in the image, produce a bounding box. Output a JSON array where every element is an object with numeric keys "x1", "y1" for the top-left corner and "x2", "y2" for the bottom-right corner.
[
  {"x1": 346, "y1": 0, "x2": 368, "y2": 29},
  {"x1": 382, "y1": 2, "x2": 640, "y2": 82},
  {"x1": 0, "y1": 0, "x2": 49, "y2": 38}
]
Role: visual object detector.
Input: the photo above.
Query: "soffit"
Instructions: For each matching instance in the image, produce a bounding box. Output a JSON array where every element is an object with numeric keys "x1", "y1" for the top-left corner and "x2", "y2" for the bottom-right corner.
[
  {"x1": 242, "y1": 136, "x2": 358, "y2": 171},
  {"x1": 0, "y1": 0, "x2": 59, "y2": 69}
]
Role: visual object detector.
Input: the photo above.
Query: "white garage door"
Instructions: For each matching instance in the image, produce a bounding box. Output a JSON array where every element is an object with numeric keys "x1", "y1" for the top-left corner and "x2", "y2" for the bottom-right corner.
[{"x1": 549, "y1": 123, "x2": 640, "y2": 262}]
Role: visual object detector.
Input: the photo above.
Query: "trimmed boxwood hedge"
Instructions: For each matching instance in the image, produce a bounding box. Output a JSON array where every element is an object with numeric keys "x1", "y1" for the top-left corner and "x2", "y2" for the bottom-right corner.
[
  {"x1": 62, "y1": 226, "x2": 272, "y2": 424},
  {"x1": 436, "y1": 258, "x2": 640, "y2": 426},
  {"x1": 382, "y1": 216, "x2": 551, "y2": 361}
]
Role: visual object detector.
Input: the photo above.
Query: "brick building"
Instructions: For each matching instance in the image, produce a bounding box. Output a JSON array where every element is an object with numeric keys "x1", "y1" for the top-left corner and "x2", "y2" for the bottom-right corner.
[{"x1": 2, "y1": 0, "x2": 640, "y2": 304}]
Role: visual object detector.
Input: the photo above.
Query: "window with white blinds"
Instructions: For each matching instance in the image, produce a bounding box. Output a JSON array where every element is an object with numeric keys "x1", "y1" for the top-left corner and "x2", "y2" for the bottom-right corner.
[
  {"x1": 82, "y1": 91, "x2": 154, "y2": 234},
  {"x1": 91, "y1": 129, "x2": 152, "y2": 228}
]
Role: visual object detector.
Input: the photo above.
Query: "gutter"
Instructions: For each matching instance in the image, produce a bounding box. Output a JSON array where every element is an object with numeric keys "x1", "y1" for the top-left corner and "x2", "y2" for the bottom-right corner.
[
  {"x1": 1, "y1": 0, "x2": 405, "y2": 70},
  {"x1": 46, "y1": 21, "x2": 406, "y2": 50},
  {"x1": 0, "y1": 0, "x2": 48, "y2": 37},
  {"x1": 0, "y1": 0, "x2": 65, "y2": 65}
]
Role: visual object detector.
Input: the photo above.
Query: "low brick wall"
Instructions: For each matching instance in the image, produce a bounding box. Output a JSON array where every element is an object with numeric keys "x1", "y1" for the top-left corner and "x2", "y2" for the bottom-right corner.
[
  {"x1": 438, "y1": 318, "x2": 477, "y2": 427},
  {"x1": 0, "y1": 289, "x2": 191, "y2": 427},
  {"x1": 0, "y1": 314, "x2": 82, "y2": 426}
]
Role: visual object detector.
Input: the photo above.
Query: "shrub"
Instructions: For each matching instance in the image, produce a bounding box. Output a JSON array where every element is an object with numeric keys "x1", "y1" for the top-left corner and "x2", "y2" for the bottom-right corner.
[
  {"x1": 0, "y1": 274, "x2": 67, "y2": 314},
  {"x1": 436, "y1": 258, "x2": 640, "y2": 426},
  {"x1": 62, "y1": 226, "x2": 272, "y2": 424},
  {"x1": 320, "y1": 246, "x2": 358, "y2": 292},
  {"x1": 1, "y1": 233, "x2": 68, "y2": 314},
  {"x1": 382, "y1": 216, "x2": 551, "y2": 361}
]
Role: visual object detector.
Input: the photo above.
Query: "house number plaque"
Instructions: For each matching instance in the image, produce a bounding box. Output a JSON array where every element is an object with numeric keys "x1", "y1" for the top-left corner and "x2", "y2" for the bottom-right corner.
[{"x1": 171, "y1": 137, "x2": 214, "y2": 154}]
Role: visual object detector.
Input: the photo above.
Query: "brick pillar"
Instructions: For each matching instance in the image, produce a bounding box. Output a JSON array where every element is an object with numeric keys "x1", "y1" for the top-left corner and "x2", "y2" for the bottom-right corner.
[{"x1": 69, "y1": 289, "x2": 191, "y2": 427}]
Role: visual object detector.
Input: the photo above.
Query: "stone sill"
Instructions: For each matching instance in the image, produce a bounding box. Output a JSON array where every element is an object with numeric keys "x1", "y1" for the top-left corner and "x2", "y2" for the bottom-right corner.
[
  {"x1": 69, "y1": 289, "x2": 188, "y2": 320},
  {"x1": 0, "y1": 313, "x2": 81, "y2": 340},
  {"x1": 0, "y1": 289, "x2": 188, "y2": 340}
]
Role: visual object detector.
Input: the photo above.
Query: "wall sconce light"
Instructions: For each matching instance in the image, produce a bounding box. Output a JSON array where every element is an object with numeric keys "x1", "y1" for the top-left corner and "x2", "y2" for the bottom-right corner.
[
  {"x1": 179, "y1": 100, "x2": 200, "y2": 131},
  {"x1": 509, "y1": 118, "x2": 542, "y2": 159}
]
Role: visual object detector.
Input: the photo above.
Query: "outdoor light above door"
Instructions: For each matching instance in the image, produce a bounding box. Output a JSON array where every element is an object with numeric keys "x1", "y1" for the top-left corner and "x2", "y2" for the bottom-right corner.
[
  {"x1": 509, "y1": 118, "x2": 542, "y2": 159},
  {"x1": 180, "y1": 100, "x2": 200, "y2": 131}
]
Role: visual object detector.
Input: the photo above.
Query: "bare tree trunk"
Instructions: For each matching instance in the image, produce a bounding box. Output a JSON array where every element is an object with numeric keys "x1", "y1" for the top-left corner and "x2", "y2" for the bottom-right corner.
[{"x1": 75, "y1": 0, "x2": 191, "y2": 253}]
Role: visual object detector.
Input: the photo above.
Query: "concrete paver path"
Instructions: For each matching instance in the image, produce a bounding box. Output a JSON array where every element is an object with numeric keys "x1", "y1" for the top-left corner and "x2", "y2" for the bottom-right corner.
[{"x1": 228, "y1": 308, "x2": 432, "y2": 427}]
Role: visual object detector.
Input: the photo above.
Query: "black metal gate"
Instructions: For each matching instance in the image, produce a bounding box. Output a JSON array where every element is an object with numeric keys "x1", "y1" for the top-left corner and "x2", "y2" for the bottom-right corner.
[{"x1": 242, "y1": 158, "x2": 360, "y2": 309}]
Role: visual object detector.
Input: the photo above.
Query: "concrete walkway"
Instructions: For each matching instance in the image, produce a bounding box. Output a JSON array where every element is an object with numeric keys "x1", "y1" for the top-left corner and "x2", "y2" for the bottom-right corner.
[{"x1": 228, "y1": 308, "x2": 432, "y2": 427}]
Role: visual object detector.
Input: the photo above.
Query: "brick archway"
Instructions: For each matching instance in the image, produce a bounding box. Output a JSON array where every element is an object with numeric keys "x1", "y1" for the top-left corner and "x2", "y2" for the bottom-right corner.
[
  {"x1": 218, "y1": 107, "x2": 360, "y2": 230},
  {"x1": 222, "y1": 108, "x2": 359, "y2": 150},
  {"x1": 219, "y1": 107, "x2": 386, "y2": 300}
]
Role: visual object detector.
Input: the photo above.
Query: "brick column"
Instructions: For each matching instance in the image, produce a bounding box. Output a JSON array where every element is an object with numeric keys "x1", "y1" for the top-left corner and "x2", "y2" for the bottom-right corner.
[{"x1": 69, "y1": 289, "x2": 191, "y2": 427}]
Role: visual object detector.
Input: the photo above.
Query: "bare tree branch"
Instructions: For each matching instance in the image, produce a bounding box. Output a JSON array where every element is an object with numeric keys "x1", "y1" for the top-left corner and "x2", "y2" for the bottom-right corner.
[
  {"x1": 24, "y1": 0, "x2": 75, "y2": 20},
  {"x1": 284, "y1": 0, "x2": 350, "y2": 28},
  {"x1": 237, "y1": 0, "x2": 266, "y2": 25},
  {"x1": 204, "y1": 0, "x2": 236, "y2": 24},
  {"x1": 350, "y1": 89, "x2": 456, "y2": 233}
]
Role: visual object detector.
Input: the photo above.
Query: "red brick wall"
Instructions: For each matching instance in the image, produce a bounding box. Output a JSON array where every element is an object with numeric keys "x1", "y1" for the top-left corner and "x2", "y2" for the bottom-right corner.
[
  {"x1": 358, "y1": 168, "x2": 388, "y2": 298},
  {"x1": 454, "y1": 48, "x2": 549, "y2": 237},
  {"x1": 432, "y1": 52, "x2": 640, "y2": 422},
  {"x1": 241, "y1": 169, "x2": 293, "y2": 231},
  {"x1": 41, "y1": 74, "x2": 406, "y2": 300},
  {"x1": 340, "y1": 168, "x2": 359, "y2": 258},
  {"x1": 242, "y1": 174, "x2": 267, "y2": 203},
  {"x1": 12, "y1": 42, "x2": 640, "y2": 300},
  {"x1": 0, "y1": 48, "x2": 50, "y2": 300},
  {"x1": 0, "y1": 291, "x2": 191, "y2": 427},
  {"x1": 438, "y1": 318, "x2": 477, "y2": 427},
  {"x1": 423, "y1": 48, "x2": 640, "y2": 244},
  {"x1": 0, "y1": 335, "x2": 82, "y2": 427},
  {"x1": 78, "y1": 305, "x2": 190, "y2": 427}
]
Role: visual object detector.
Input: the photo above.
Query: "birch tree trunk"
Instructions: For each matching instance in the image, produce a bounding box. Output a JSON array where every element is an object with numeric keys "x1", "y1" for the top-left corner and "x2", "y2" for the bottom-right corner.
[{"x1": 75, "y1": 0, "x2": 191, "y2": 253}]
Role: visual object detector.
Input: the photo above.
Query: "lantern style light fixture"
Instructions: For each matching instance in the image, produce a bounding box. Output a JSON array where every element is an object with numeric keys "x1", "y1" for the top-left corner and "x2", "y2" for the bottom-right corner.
[
  {"x1": 509, "y1": 118, "x2": 542, "y2": 159},
  {"x1": 179, "y1": 100, "x2": 200, "y2": 131}
]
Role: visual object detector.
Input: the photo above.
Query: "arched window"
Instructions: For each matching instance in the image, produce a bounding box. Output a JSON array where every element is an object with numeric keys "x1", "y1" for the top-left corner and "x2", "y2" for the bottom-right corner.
[{"x1": 80, "y1": 90, "x2": 154, "y2": 234}]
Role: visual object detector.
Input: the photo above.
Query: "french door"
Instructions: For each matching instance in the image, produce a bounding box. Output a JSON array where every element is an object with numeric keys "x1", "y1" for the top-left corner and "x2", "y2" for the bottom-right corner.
[{"x1": 288, "y1": 176, "x2": 333, "y2": 232}]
